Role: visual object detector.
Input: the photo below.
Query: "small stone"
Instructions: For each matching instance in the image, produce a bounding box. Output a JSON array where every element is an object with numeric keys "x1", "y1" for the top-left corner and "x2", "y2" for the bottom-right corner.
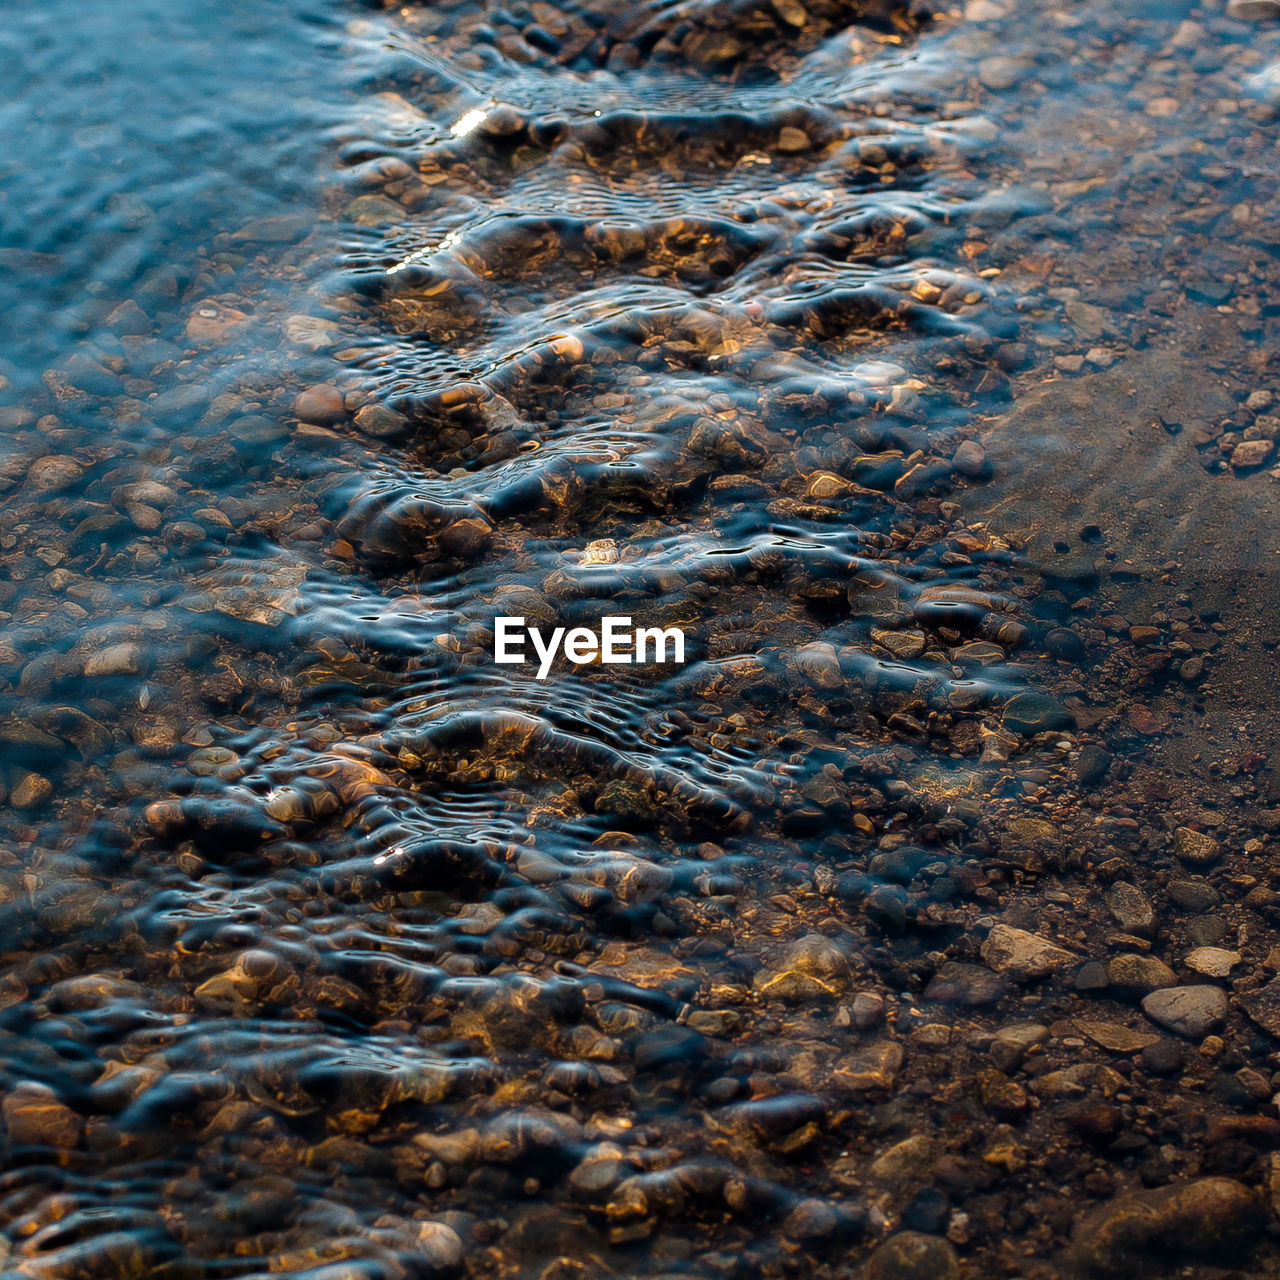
[
  {"x1": 284, "y1": 314, "x2": 340, "y2": 351},
  {"x1": 776, "y1": 127, "x2": 811, "y2": 152},
  {"x1": 1241, "y1": 975, "x2": 1280, "y2": 1036},
  {"x1": 851, "y1": 991, "x2": 886, "y2": 1029},
  {"x1": 782, "y1": 1197, "x2": 842, "y2": 1241},
  {"x1": 1002, "y1": 691, "x2": 1074, "y2": 736},
  {"x1": 771, "y1": 0, "x2": 809, "y2": 25},
  {"x1": 1186, "y1": 946, "x2": 1240, "y2": 978},
  {"x1": 1073, "y1": 1177, "x2": 1263, "y2": 1278},
  {"x1": 790, "y1": 642, "x2": 843, "y2": 690},
  {"x1": 833, "y1": 1040, "x2": 904, "y2": 1092},
  {"x1": 952, "y1": 440, "x2": 986, "y2": 477},
  {"x1": 1141, "y1": 1038, "x2": 1184, "y2": 1075},
  {"x1": 343, "y1": 195, "x2": 405, "y2": 226},
  {"x1": 870, "y1": 1135, "x2": 936, "y2": 1186},
  {"x1": 1141, "y1": 985, "x2": 1228, "y2": 1038},
  {"x1": 923, "y1": 962, "x2": 1006, "y2": 1006},
  {"x1": 84, "y1": 642, "x2": 141, "y2": 678},
  {"x1": 294, "y1": 384, "x2": 346, "y2": 426},
  {"x1": 1073, "y1": 1020, "x2": 1159, "y2": 1053},
  {"x1": 1106, "y1": 883, "x2": 1155, "y2": 936},
  {"x1": 185, "y1": 300, "x2": 247, "y2": 345},
  {"x1": 27, "y1": 456, "x2": 85, "y2": 493},
  {"x1": 978, "y1": 56, "x2": 1029, "y2": 90},
  {"x1": 1172, "y1": 827, "x2": 1220, "y2": 866},
  {"x1": 1231, "y1": 439, "x2": 1273, "y2": 470},
  {"x1": 1187, "y1": 915, "x2": 1228, "y2": 948},
  {"x1": 3, "y1": 1082, "x2": 81, "y2": 1149},
  {"x1": 754, "y1": 933, "x2": 851, "y2": 1002},
  {"x1": 11, "y1": 772, "x2": 52, "y2": 810},
  {"x1": 871, "y1": 628, "x2": 927, "y2": 660},
  {"x1": 1107, "y1": 953, "x2": 1175, "y2": 994},
  {"x1": 1076, "y1": 743, "x2": 1112, "y2": 785},
  {"x1": 865, "y1": 1231, "x2": 959, "y2": 1280},
  {"x1": 414, "y1": 1221, "x2": 464, "y2": 1273},
  {"x1": 977, "y1": 1068, "x2": 1027, "y2": 1118},
  {"x1": 1228, "y1": 0, "x2": 1280, "y2": 18},
  {"x1": 1075, "y1": 961, "x2": 1110, "y2": 991},
  {"x1": 981, "y1": 924, "x2": 1075, "y2": 981},
  {"x1": 354, "y1": 403, "x2": 409, "y2": 437},
  {"x1": 1169, "y1": 878, "x2": 1219, "y2": 911}
]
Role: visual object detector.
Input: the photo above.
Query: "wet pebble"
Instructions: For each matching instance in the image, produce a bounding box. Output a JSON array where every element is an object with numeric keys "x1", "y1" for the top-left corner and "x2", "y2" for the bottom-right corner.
[
  {"x1": 980, "y1": 924, "x2": 1075, "y2": 981},
  {"x1": 1002, "y1": 691, "x2": 1073, "y2": 736},
  {"x1": 1172, "y1": 826, "x2": 1220, "y2": 865},
  {"x1": 294, "y1": 383, "x2": 346, "y2": 425},
  {"x1": 1186, "y1": 946, "x2": 1240, "y2": 978},
  {"x1": 1073, "y1": 1177, "x2": 1263, "y2": 1277},
  {"x1": 1107, "y1": 953, "x2": 1175, "y2": 994},
  {"x1": 1141, "y1": 985, "x2": 1227, "y2": 1038},
  {"x1": 2, "y1": 1081, "x2": 81, "y2": 1149},
  {"x1": 864, "y1": 1231, "x2": 960, "y2": 1280},
  {"x1": 1106, "y1": 882, "x2": 1155, "y2": 936},
  {"x1": 84, "y1": 642, "x2": 141, "y2": 677}
]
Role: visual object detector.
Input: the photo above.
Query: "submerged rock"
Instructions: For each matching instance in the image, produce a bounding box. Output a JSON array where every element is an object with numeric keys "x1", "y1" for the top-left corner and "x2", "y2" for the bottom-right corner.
[
  {"x1": 1141, "y1": 985, "x2": 1227, "y2": 1038},
  {"x1": 1073, "y1": 1178, "x2": 1264, "y2": 1277},
  {"x1": 864, "y1": 1231, "x2": 959, "y2": 1280},
  {"x1": 981, "y1": 924, "x2": 1074, "y2": 980}
]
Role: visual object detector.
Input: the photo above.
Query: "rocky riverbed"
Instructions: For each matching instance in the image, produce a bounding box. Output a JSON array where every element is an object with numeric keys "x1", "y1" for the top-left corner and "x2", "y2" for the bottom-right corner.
[{"x1": 4, "y1": 0, "x2": 1280, "y2": 1276}]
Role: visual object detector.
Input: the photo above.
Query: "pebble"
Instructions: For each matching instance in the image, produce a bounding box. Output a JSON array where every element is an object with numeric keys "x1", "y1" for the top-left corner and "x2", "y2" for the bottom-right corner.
[
  {"x1": 284, "y1": 314, "x2": 340, "y2": 350},
  {"x1": 294, "y1": 383, "x2": 346, "y2": 425},
  {"x1": 1168, "y1": 878, "x2": 1219, "y2": 910},
  {"x1": 1073, "y1": 1177, "x2": 1263, "y2": 1277},
  {"x1": 354, "y1": 403, "x2": 409, "y2": 437},
  {"x1": 833, "y1": 1039, "x2": 904, "y2": 1091},
  {"x1": 1241, "y1": 975, "x2": 1280, "y2": 1036},
  {"x1": 1002, "y1": 691, "x2": 1074, "y2": 736},
  {"x1": 1141, "y1": 985, "x2": 1228, "y2": 1038},
  {"x1": 11, "y1": 772, "x2": 53, "y2": 810},
  {"x1": 852, "y1": 991, "x2": 886, "y2": 1029},
  {"x1": 978, "y1": 56, "x2": 1030, "y2": 91},
  {"x1": 1107, "y1": 953, "x2": 1175, "y2": 994},
  {"x1": 1228, "y1": 0, "x2": 1280, "y2": 18},
  {"x1": 1186, "y1": 946, "x2": 1240, "y2": 978},
  {"x1": 870, "y1": 1135, "x2": 936, "y2": 1186},
  {"x1": 864, "y1": 1231, "x2": 959, "y2": 1280},
  {"x1": 2, "y1": 1081, "x2": 81, "y2": 1149},
  {"x1": 1231, "y1": 439, "x2": 1273, "y2": 469},
  {"x1": 980, "y1": 924, "x2": 1075, "y2": 980},
  {"x1": 1106, "y1": 883, "x2": 1155, "y2": 936},
  {"x1": 84, "y1": 642, "x2": 142, "y2": 677},
  {"x1": 1172, "y1": 826, "x2": 1220, "y2": 866},
  {"x1": 753, "y1": 932, "x2": 851, "y2": 1001},
  {"x1": 1076, "y1": 743, "x2": 1112, "y2": 785},
  {"x1": 789, "y1": 642, "x2": 843, "y2": 690},
  {"x1": 1140, "y1": 1038, "x2": 1184, "y2": 1075},
  {"x1": 952, "y1": 440, "x2": 986, "y2": 477},
  {"x1": 1072, "y1": 1019, "x2": 1158, "y2": 1053},
  {"x1": 871, "y1": 628, "x2": 927, "y2": 660},
  {"x1": 26, "y1": 455, "x2": 85, "y2": 493}
]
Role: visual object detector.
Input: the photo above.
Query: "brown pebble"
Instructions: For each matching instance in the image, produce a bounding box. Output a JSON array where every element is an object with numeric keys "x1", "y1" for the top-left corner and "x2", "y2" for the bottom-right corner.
[
  {"x1": 294, "y1": 384, "x2": 346, "y2": 426},
  {"x1": 3, "y1": 1082, "x2": 82, "y2": 1149}
]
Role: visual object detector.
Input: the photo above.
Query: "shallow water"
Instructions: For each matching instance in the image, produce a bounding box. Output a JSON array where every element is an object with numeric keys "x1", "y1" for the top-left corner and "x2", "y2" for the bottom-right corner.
[{"x1": 5, "y1": 0, "x2": 1280, "y2": 1276}]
